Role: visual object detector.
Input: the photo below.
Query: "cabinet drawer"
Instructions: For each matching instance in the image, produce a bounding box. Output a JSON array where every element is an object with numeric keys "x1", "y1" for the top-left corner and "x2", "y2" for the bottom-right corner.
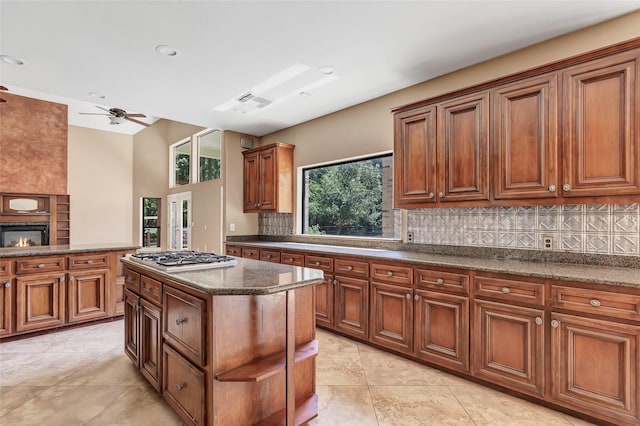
[
  {"x1": 0, "y1": 260, "x2": 11, "y2": 277},
  {"x1": 416, "y1": 268, "x2": 469, "y2": 295},
  {"x1": 140, "y1": 275, "x2": 163, "y2": 306},
  {"x1": 335, "y1": 258, "x2": 369, "y2": 278},
  {"x1": 225, "y1": 245, "x2": 242, "y2": 257},
  {"x1": 163, "y1": 343, "x2": 205, "y2": 426},
  {"x1": 164, "y1": 285, "x2": 206, "y2": 366},
  {"x1": 68, "y1": 253, "x2": 109, "y2": 270},
  {"x1": 370, "y1": 262, "x2": 413, "y2": 287},
  {"x1": 551, "y1": 285, "x2": 640, "y2": 321},
  {"x1": 260, "y1": 249, "x2": 281, "y2": 263},
  {"x1": 15, "y1": 256, "x2": 65, "y2": 275},
  {"x1": 474, "y1": 275, "x2": 545, "y2": 307},
  {"x1": 124, "y1": 269, "x2": 141, "y2": 293},
  {"x1": 306, "y1": 255, "x2": 334, "y2": 272},
  {"x1": 281, "y1": 252, "x2": 304, "y2": 266},
  {"x1": 241, "y1": 247, "x2": 260, "y2": 260}
]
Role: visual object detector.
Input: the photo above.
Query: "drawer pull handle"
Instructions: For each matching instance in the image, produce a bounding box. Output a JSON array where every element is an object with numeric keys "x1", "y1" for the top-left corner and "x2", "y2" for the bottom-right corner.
[
  {"x1": 126, "y1": 278, "x2": 133, "y2": 284},
  {"x1": 315, "y1": 261, "x2": 320, "y2": 266},
  {"x1": 347, "y1": 265, "x2": 353, "y2": 271},
  {"x1": 501, "y1": 287, "x2": 510, "y2": 294},
  {"x1": 38, "y1": 263, "x2": 45, "y2": 269},
  {"x1": 3, "y1": 282, "x2": 9, "y2": 288},
  {"x1": 87, "y1": 259, "x2": 93, "y2": 264},
  {"x1": 145, "y1": 287, "x2": 153, "y2": 293},
  {"x1": 288, "y1": 258, "x2": 293, "y2": 262},
  {"x1": 386, "y1": 271, "x2": 393, "y2": 277},
  {"x1": 590, "y1": 299, "x2": 601, "y2": 307},
  {"x1": 551, "y1": 320, "x2": 559, "y2": 328},
  {"x1": 266, "y1": 255, "x2": 271, "y2": 258},
  {"x1": 175, "y1": 384, "x2": 184, "y2": 391},
  {"x1": 414, "y1": 294, "x2": 420, "y2": 301},
  {"x1": 535, "y1": 317, "x2": 543, "y2": 326},
  {"x1": 175, "y1": 318, "x2": 185, "y2": 325},
  {"x1": 436, "y1": 278, "x2": 444, "y2": 285}
]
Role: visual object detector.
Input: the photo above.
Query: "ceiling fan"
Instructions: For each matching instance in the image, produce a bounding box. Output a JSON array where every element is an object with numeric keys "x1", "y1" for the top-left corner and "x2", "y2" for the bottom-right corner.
[
  {"x1": 0, "y1": 85, "x2": 7, "y2": 103},
  {"x1": 79, "y1": 106, "x2": 150, "y2": 127}
]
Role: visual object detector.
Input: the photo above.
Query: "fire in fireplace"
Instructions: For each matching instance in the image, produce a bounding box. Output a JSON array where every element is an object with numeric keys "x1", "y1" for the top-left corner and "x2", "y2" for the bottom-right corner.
[{"x1": 0, "y1": 223, "x2": 50, "y2": 247}]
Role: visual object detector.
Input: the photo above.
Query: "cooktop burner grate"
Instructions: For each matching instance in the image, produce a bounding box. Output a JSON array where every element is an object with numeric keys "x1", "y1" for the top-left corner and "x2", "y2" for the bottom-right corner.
[{"x1": 129, "y1": 250, "x2": 237, "y2": 271}]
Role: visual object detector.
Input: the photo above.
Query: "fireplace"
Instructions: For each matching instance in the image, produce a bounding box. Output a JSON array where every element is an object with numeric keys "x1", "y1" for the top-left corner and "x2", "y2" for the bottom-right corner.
[{"x1": 0, "y1": 223, "x2": 50, "y2": 247}]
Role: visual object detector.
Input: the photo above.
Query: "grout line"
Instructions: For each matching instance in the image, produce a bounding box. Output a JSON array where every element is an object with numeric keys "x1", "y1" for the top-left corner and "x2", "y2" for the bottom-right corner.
[{"x1": 445, "y1": 382, "x2": 479, "y2": 426}]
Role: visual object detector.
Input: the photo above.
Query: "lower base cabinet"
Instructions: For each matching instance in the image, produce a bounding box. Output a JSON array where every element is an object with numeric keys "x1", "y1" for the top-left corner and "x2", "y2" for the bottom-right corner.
[
  {"x1": 67, "y1": 270, "x2": 108, "y2": 323},
  {"x1": 163, "y1": 343, "x2": 205, "y2": 426},
  {"x1": 551, "y1": 312, "x2": 640, "y2": 425},
  {"x1": 16, "y1": 274, "x2": 66, "y2": 332},
  {"x1": 0, "y1": 277, "x2": 13, "y2": 336},
  {"x1": 370, "y1": 281, "x2": 413, "y2": 353},
  {"x1": 334, "y1": 275, "x2": 369, "y2": 339},
  {"x1": 124, "y1": 290, "x2": 140, "y2": 366},
  {"x1": 314, "y1": 274, "x2": 334, "y2": 328}
]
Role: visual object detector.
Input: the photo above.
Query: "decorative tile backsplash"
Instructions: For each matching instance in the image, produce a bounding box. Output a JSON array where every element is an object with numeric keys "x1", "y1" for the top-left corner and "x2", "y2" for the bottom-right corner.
[
  {"x1": 259, "y1": 213, "x2": 294, "y2": 236},
  {"x1": 407, "y1": 203, "x2": 640, "y2": 256}
]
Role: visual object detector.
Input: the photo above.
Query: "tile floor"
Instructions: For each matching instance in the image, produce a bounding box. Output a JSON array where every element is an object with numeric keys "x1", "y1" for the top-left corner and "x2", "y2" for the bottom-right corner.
[{"x1": 0, "y1": 320, "x2": 594, "y2": 425}]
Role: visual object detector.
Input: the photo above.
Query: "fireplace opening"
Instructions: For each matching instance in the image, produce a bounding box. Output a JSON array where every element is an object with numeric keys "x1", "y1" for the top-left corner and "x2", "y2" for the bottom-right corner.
[{"x1": 0, "y1": 223, "x2": 50, "y2": 247}]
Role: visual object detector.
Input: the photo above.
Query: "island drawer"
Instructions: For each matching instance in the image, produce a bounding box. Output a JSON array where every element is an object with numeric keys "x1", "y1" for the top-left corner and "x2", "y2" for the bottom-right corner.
[
  {"x1": 416, "y1": 268, "x2": 469, "y2": 295},
  {"x1": 164, "y1": 285, "x2": 206, "y2": 366},
  {"x1": 225, "y1": 245, "x2": 242, "y2": 257},
  {"x1": 305, "y1": 255, "x2": 334, "y2": 272},
  {"x1": 370, "y1": 262, "x2": 413, "y2": 287},
  {"x1": 68, "y1": 253, "x2": 109, "y2": 270},
  {"x1": 15, "y1": 256, "x2": 65, "y2": 275},
  {"x1": 551, "y1": 285, "x2": 640, "y2": 321},
  {"x1": 124, "y1": 269, "x2": 141, "y2": 293},
  {"x1": 474, "y1": 274, "x2": 545, "y2": 307},
  {"x1": 335, "y1": 258, "x2": 369, "y2": 278},
  {"x1": 0, "y1": 260, "x2": 11, "y2": 277},
  {"x1": 163, "y1": 343, "x2": 205, "y2": 426},
  {"x1": 140, "y1": 275, "x2": 162, "y2": 305},
  {"x1": 260, "y1": 249, "x2": 281, "y2": 263},
  {"x1": 241, "y1": 247, "x2": 260, "y2": 260},
  {"x1": 281, "y1": 252, "x2": 304, "y2": 266}
]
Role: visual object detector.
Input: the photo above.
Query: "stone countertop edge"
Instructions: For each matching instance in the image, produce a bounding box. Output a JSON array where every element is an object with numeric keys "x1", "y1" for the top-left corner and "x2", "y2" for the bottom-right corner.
[
  {"x1": 0, "y1": 243, "x2": 141, "y2": 257},
  {"x1": 226, "y1": 241, "x2": 640, "y2": 290},
  {"x1": 121, "y1": 257, "x2": 325, "y2": 295}
]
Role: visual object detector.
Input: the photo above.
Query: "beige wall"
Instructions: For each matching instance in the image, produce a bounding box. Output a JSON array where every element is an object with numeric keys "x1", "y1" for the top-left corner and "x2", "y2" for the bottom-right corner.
[{"x1": 68, "y1": 126, "x2": 133, "y2": 244}]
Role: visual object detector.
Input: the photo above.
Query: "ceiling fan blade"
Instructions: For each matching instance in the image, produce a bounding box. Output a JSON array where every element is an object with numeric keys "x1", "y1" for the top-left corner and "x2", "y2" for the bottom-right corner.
[
  {"x1": 125, "y1": 113, "x2": 146, "y2": 118},
  {"x1": 79, "y1": 112, "x2": 110, "y2": 115},
  {"x1": 95, "y1": 106, "x2": 111, "y2": 113},
  {"x1": 125, "y1": 116, "x2": 150, "y2": 127}
]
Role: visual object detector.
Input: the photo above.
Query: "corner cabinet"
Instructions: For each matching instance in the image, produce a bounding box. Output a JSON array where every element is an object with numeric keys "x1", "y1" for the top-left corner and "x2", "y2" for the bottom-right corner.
[{"x1": 242, "y1": 142, "x2": 295, "y2": 213}]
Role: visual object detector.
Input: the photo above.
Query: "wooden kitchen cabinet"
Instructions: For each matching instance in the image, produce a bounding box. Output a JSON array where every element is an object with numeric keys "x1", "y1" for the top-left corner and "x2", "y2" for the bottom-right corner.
[
  {"x1": 493, "y1": 73, "x2": 559, "y2": 200},
  {"x1": 334, "y1": 275, "x2": 369, "y2": 339},
  {"x1": 314, "y1": 274, "x2": 334, "y2": 328},
  {"x1": 0, "y1": 278, "x2": 13, "y2": 336},
  {"x1": 370, "y1": 281, "x2": 413, "y2": 352},
  {"x1": 140, "y1": 298, "x2": 163, "y2": 391},
  {"x1": 562, "y1": 49, "x2": 640, "y2": 199},
  {"x1": 124, "y1": 289, "x2": 140, "y2": 366},
  {"x1": 551, "y1": 312, "x2": 640, "y2": 425},
  {"x1": 163, "y1": 285, "x2": 206, "y2": 367},
  {"x1": 242, "y1": 142, "x2": 294, "y2": 213},
  {"x1": 163, "y1": 342, "x2": 205, "y2": 426},
  {"x1": 241, "y1": 247, "x2": 260, "y2": 260},
  {"x1": 16, "y1": 273, "x2": 66, "y2": 332},
  {"x1": 67, "y1": 269, "x2": 108, "y2": 323},
  {"x1": 260, "y1": 249, "x2": 281, "y2": 263},
  {"x1": 225, "y1": 244, "x2": 242, "y2": 257}
]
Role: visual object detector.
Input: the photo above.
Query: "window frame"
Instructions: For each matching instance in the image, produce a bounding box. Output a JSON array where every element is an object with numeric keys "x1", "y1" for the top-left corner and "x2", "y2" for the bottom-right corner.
[
  {"x1": 169, "y1": 138, "x2": 192, "y2": 188},
  {"x1": 194, "y1": 129, "x2": 222, "y2": 183}
]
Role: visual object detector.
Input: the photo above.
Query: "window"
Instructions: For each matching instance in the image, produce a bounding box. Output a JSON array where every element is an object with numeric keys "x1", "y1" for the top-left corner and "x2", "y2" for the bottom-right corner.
[
  {"x1": 142, "y1": 198, "x2": 161, "y2": 248},
  {"x1": 168, "y1": 192, "x2": 191, "y2": 250},
  {"x1": 302, "y1": 154, "x2": 397, "y2": 238},
  {"x1": 171, "y1": 139, "x2": 191, "y2": 187},
  {"x1": 197, "y1": 130, "x2": 221, "y2": 182}
]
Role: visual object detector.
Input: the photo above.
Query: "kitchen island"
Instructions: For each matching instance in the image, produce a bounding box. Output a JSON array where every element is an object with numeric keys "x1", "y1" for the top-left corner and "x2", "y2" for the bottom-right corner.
[{"x1": 121, "y1": 255, "x2": 324, "y2": 426}]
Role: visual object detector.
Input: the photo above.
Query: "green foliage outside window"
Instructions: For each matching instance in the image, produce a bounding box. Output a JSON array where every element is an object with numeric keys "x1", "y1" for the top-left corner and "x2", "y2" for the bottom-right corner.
[
  {"x1": 175, "y1": 154, "x2": 190, "y2": 185},
  {"x1": 200, "y1": 157, "x2": 221, "y2": 181}
]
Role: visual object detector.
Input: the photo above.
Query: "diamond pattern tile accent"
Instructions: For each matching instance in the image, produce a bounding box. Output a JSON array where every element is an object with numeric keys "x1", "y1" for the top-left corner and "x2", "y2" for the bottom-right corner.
[
  {"x1": 586, "y1": 235, "x2": 610, "y2": 253},
  {"x1": 613, "y1": 235, "x2": 639, "y2": 254},
  {"x1": 516, "y1": 233, "x2": 536, "y2": 248},
  {"x1": 614, "y1": 215, "x2": 638, "y2": 233},
  {"x1": 561, "y1": 234, "x2": 584, "y2": 252},
  {"x1": 585, "y1": 214, "x2": 609, "y2": 233},
  {"x1": 498, "y1": 232, "x2": 516, "y2": 247}
]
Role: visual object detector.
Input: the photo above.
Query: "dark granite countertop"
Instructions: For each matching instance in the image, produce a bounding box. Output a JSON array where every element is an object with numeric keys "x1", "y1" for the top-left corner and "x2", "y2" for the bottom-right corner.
[
  {"x1": 0, "y1": 243, "x2": 140, "y2": 258},
  {"x1": 121, "y1": 257, "x2": 324, "y2": 295},
  {"x1": 226, "y1": 241, "x2": 640, "y2": 290}
]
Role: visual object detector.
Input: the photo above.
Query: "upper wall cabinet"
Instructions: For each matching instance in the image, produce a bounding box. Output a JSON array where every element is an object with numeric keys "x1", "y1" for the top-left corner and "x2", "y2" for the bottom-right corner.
[
  {"x1": 242, "y1": 142, "x2": 294, "y2": 213},
  {"x1": 393, "y1": 40, "x2": 640, "y2": 209},
  {"x1": 562, "y1": 51, "x2": 640, "y2": 198}
]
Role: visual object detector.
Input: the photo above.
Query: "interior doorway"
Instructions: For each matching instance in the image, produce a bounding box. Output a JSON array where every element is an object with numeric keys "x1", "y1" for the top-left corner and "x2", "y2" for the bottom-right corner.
[{"x1": 167, "y1": 191, "x2": 191, "y2": 250}]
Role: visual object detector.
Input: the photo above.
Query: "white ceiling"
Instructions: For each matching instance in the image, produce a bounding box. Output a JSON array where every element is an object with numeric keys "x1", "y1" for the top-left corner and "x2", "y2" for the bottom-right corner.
[{"x1": 1, "y1": 1, "x2": 639, "y2": 136}]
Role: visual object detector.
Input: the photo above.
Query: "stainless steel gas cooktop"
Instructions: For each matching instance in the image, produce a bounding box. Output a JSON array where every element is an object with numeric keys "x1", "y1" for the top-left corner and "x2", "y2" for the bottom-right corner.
[{"x1": 129, "y1": 250, "x2": 237, "y2": 272}]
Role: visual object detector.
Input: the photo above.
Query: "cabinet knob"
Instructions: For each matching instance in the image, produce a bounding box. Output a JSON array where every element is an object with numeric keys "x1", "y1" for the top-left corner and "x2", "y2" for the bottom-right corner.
[
  {"x1": 257, "y1": 203, "x2": 261, "y2": 207},
  {"x1": 175, "y1": 318, "x2": 185, "y2": 325},
  {"x1": 551, "y1": 320, "x2": 559, "y2": 328},
  {"x1": 590, "y1": 299, "x2": 601, "y2": 307},
  {"x1": 438, "y1": 192, "x2": 445, "y2": 198},
  {"x1": 548, "y1": 185, "x2": 556, "y2": 192},
  {"x1": 288, "y1": 258, "x2": 293, "y2": 262},
  {"x1": 535, "y1": 317, "x2": 543, "y2": 326},
  {"x1": 60, "y1": 276, "x2": 65, "y2": 283},
  {"x1": 427, "y1": 192, "x2": 435, "y2": 199},
  {"x1": 266, "y1": 255, "x2": 271, "y2": 258},
  {"x1": 405, "y1": 293, "x2": 411, "y2": 300},
  {"x1": 175, "y1": 384, "x2": 184, "y2": 391},
  {"x1": 315, "y1": 261, "x2": 320, "y2": 266},
  {"x1": 436, "y1": 278, "x2": 444, "y2": 285},
  {"x1": 333, "y1": 279, "x2": 338, "y2": 285},
  {"x1": 563, "y1": 183, "x2": 571, "y2": 191},
  {"x1": 347, "y1": 265, "x2": 353, "y2": 271},
  {"x1": 386, "y1": 271, "x2": 393, "y2": 277},
  {"x1": 414, "y1": 294, "x2": 420, "y2": 301},
  {"x1": 38, "y1": 263, "x2": 45, "y2": 269},
  {"x1": 126, "y1": 278, "x2": 133, "y2": 284},
  {"x1": 145, "y1": 287, "x2": 152, "y2": 293},
  {"x1": 69, "y1": 276, "x2": 75, "y2": 281},
  {"x1": 87, "y1": 259, "x2": 93, "y2": 264},
  {"x1": 501, "y1": 287, "x2": 510, "y2": 294},
  {"x1": 4, "y1": 282, "x2": 10, "y2": 288}
]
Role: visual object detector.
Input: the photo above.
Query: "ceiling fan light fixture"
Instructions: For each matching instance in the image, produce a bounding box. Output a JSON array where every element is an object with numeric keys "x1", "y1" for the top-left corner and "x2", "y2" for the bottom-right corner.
[
  {"x1": 109, "y1": 116, "x2": 125, "y2": 125},
  {"x1": 0, "y1": 55, "x2": 25, "y2": 66},
  {"x1": 155, "y1": 45, "x2": 178, "y2": 57}
]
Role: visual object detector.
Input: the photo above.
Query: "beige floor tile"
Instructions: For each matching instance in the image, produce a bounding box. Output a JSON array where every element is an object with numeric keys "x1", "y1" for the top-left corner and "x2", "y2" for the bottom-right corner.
[
  {"x1": 62, "y1": 351, "x2": 145, "y2": 386},
  {"x1": 317, "y1": 328, "x2": 359, "y2": 353},
  {"x1": 0, "y1": 351, "x2": 99, "y2": 386},
  {"x1": 308, "y1": 385, "x2": 378, "y2": 426},
  {"x1": 0, "y1": 384, "x2": 126, "y2": 425},
  {"x1": 370, "y1": 385, "x2": 473, "y2": 425},
  {"x1": 451, "y1": 383, "x2": 573, "y2": 425},
  {"x1": 360, "y1": 350, "x2": 443, "y2": 386},
  {"x1": 0, "y1": 386, "x2": 47, "y2": 417},
  {"x1": 316, "y1": 351, "x2": 367, "y2": 385}
]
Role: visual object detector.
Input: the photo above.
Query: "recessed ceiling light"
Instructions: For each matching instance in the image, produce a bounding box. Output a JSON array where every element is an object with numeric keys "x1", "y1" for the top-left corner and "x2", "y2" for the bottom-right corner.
[
  {"x1": 0, "y1": 55, "x2": 25, "y2": 66},
  {"x1": 88, "y1": 92, "x2": 107, "y2": 100},
  {"x1": 318, "y1": 66, "x2": 334, "y2": 75},
  {"x1": 155, "y1": 45, "x2": 178, "y2": 57}
]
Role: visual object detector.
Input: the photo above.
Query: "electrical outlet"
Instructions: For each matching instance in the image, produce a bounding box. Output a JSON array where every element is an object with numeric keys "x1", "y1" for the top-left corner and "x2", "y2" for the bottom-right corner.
[
  {"x1": 542, "y1": 236, "x2": 553, "y2": 250},
  {"x1": 407, "y1": 231, "x2": 414, "y2": 243}
]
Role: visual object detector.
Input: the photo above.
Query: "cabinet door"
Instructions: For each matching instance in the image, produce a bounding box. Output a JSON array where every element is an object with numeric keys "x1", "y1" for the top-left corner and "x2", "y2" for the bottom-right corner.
[
  {"x1": 315, "y1": 274, "x2": 334, "y2": 328},
  {"x1": 334, "y1": 275, "x2": 369, "y2": 339},
  {"x1": 472, "y1": 299, "x2": 545, "y2": 397},
  {"x1": 394, "y1": 105, "x2": 437, "y2": 208},
  {"x1": 243, "y1": 151, "x2": 260, "y2": 212},
  {"x1": 258, "y1": 147, "x2": 277, "y2": 211},
  {"x1": 551, "y1": 312, "x2": 640, "y2": 425},
  {"x1": 164, "y1": 286, "x2": 206, "y2": 366},
  {"x1": 16, "y1": 274, "x2": 66, "y2": 332},
  {"x1": 0, "y1": 279, "x2": 13, "y2": 336},
  {"x1": 414, "y1": 290, "x2": 469, "y2": 373},
  {"x1": 124, "y1": 289, "x2": 140, "y2": 367},
  {"x1": 438, "y1": 91, "x2": 490, "y2": 202},
  {"x1": 493, "y1": 73, "x2": 559, "y2": 199},
  {"x1": 370, "y1": 282, "x2": 413, "y2": 353},
  {"x1": 140, "y1": 298, "x2": 163, "y2": 392},
  {"x1": 163, "y1": 343, "x2": 205, "y2": 426},
  {"x1": 562, "y1": 51, "x2": 640, "y2": 197},
  {"x1": 67, "y1": 270, "x2": 108, "y2": 323}
]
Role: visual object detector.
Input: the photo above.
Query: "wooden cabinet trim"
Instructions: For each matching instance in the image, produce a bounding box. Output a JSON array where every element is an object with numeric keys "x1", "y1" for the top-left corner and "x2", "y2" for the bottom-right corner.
[
  {"x1": 334, "y1": 257, "x2": 369, "y2": 278},
  {"x1": 68, "y1": 253, "x2": 109, "y2": 270},
  {"x1": 305, "y1": 255, "x2": 334, "y2": 273},
  {"x1": 474, "y1": 274, "x2": 545, "y2": 307},
  {"x1": 15, "y1": 256, "x2": 65, "y2": 275},
  {"x1": 552, "y1": 285, "x2": 640, "y2": 322},
  {"x1": 370, "y1": 262, "x2": 413, "y2": 287},
  {"x1": 415, "y1": 268, "x2": 469, "y2": 295}
]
